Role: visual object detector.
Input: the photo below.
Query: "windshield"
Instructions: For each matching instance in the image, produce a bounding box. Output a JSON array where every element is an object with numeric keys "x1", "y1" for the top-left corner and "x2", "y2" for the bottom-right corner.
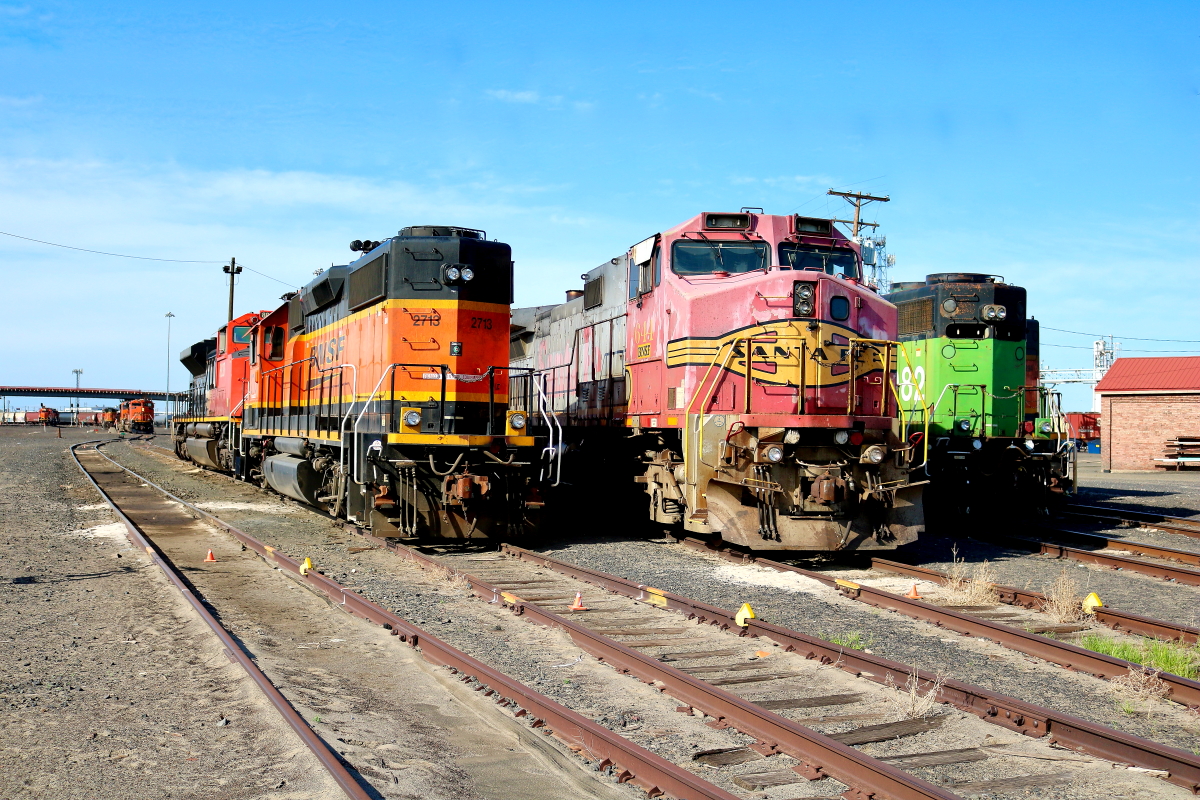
[
  {"x1": 778, "y1": 243, "x2": 859, "y2": 279},
  {"x1": 672, "y1": 239, "x2": 769, "y2": 275}
]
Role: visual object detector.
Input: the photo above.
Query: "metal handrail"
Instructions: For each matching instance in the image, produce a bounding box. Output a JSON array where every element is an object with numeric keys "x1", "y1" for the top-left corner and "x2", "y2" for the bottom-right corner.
[{"x1": 534, "y1": 373, "x2": 563, "y2": 486}]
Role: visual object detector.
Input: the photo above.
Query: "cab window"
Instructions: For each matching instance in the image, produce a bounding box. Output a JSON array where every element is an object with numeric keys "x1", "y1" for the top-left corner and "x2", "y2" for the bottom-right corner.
[
  {"x1": 672, "y1": 240, "x2": 769, "y2": 275},
  {"x1": 777, "y1": 243, "x2": 859, "y2": 279}
]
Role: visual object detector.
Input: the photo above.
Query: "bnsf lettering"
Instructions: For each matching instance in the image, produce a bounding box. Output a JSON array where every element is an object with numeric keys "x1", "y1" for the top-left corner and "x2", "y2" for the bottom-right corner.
[
  {"x1": 412, "y1": 313, "x2": 441, "y2": 327},
  {"x1": 637, "y1": 343, "x2": 651, "y2": 358},
  {"x1": 470, "y1": 317, "x2": 493, "y2": 330},
  {"x1": 310, "y1": 335, "x2": 346, "y2": 367}
]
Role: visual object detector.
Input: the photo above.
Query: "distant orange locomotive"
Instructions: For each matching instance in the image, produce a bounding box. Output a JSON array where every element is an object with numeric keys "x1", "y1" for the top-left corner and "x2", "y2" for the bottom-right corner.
[
  {"x1": 175, "y1": 225, "x2": 541, "y2": 539},
  {"x1": 118, "y1": 398, "x2": 154, "y2": 433}
]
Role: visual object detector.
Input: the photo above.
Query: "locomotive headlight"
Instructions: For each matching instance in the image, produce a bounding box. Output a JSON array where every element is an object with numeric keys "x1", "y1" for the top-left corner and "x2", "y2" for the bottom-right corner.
[
  {"x1": 996, "y1": 306, "x2": 1007, "y2": 320},
  {"x1": 1040, "y1": 421, "x2": 1053, "y2": 434},
  {"x1": 984, "y1": 307, "x2": 998, "y2": 320},
  {"x1": 957, "y1": 419, "x2": 971, "y2": 432},
  {"x1": 508, "y1": 412, "x2": 526, "y2": 430},
  {"x1": 784, "y1": 429, "x2": 801, "y2": 445},
  {"x1": 796, "y1": 284, "x2": 814, "y2": 300},
  {"x1": 765, "y1": 446, "x2": 784, "y2": 463},
  {"x1": 1024, "y1": 439, "x2": 1036, "y2": 451},
  {"x1": 972, "y1": 438, "x2": 983, "y2": 450},
  {"x1": 834, "y1": 430, "x2": 850, "y2": 445},
  {"x1": 461, "y1": 267, "x2": 475, "y2": 281},
  {"x1": 796, "y1": 300, "x2": 814, "y2": 316},
  {"x1": 445, "y1": 266, "x2": 462, "y2": 282},
  {"x1": 863, "y1": 445, "x2": 886, "y2": 464},
  {"x1": 403, "y1": 410, "x2": 422, "y2": 427}
]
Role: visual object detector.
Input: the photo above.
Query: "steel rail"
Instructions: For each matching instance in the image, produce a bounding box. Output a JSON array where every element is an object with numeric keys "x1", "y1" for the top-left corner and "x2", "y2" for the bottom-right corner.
[
  {"x1": 494, "y1": 543, "x2": 1200, "y2": 792},
  {"x1": 87, "y1": 445, "x2": 739, "y2": 800},
  {"x1": 1034, "y1": 526, "x2": 1200, "y2": 568},
  {"x1": 1019, "y1": 536, "x2": 1200, "y2": 587},
  {"x1": 385, "y1": 550, "x2": 964, "y2": 800},
  {"x1": 1062, "y1": 504, "x2": 1200, "y2": 539},
  {"x1": 673, "y1": 538, "x2": 1200, "y2": 709},
  {"x1": 869, "y1": 559, "x2": 1200, "y2": 644},
  {"x1": 70, "y1": 442, "x2": 373, "y2": 800}
]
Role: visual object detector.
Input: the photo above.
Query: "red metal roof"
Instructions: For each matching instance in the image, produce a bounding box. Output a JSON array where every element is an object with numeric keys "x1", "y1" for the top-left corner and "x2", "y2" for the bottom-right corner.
[{"x1": 1095, "y1": 357, "x2": 1200, "y2": 393}]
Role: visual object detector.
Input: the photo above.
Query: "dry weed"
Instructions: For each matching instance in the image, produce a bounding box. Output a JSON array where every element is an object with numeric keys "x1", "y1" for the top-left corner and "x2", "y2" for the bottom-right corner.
[
  {"x1": 883, "y1": 672, "x2": 944, "y2": 719},
  {"x1": 1043, "y1": 569, "x2": 1083, "y2": 622},
  {"x1": 1111, "y1": 664, "x2": 1170, "y2": 717},
  {"x1": 944, "y1": 546, "x2": 1000, "y2": 605},
  {"x1": 438, "y1": 568, "x2": 471, "y2": 595}
]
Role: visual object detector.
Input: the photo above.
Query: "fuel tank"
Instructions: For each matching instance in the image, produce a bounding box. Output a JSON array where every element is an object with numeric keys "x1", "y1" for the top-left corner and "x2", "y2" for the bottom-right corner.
[
  {"x1": 262, "y1": 454, "x2": 322, "y2": 506},
  {"x1": 184, "y1": 437, "x2": 221, "y2": 469}
]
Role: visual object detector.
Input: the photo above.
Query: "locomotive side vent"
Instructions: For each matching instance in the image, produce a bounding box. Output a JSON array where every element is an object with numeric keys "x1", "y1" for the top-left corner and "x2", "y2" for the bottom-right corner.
[
  {"x1": 348, "y1": 253, "x2": 388, "y2": 311},
  {"x1": 897, "y1": 297, "x2": 934, "y2": 336},
  {"x1": 583, "y1": 276, "x2": 604, "y2": 310}
]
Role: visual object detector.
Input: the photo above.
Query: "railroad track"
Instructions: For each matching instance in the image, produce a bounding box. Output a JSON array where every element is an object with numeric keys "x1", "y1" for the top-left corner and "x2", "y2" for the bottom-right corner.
[
  {"x1": 672, "y1": 537, "x2": 1200, "y2": 711},
  {"x1": 1062, "y1": 504, "x2": 1200, "y2": 540},
  {"x1": 108, "y1": 439, "x2": 1200, "y2": 795},
  {"x1": 102, "y1": 440, "x2": 1200, "y2": 798},
  {"x1": 75, "y1": 441, "x2": 738, "y2": 800}
]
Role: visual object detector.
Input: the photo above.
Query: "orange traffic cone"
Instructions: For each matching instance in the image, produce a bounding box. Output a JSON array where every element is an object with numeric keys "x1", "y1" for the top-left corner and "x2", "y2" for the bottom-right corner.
[
  {"x1": 204, "y1": 550, "x2": 217, "y2": 563},
  {"x1": 905, "y1": 583, "x2": 921, "y2": 600},
  {"x1": 568, "y1": 592, "x2": 589, "y2": 611}
]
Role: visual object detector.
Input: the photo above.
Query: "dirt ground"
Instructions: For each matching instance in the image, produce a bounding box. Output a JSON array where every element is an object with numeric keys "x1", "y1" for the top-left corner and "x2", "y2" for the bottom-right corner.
[
  {"x1": 0, "y1": 426, "x2": 342, "y2": 799},
  {"x1": 0, "y1": 428, "x2": 631, "y2": 800}
]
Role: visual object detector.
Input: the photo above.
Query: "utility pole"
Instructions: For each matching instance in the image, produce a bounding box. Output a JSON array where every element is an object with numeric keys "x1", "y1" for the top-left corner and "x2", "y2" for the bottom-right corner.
[
  {"x1": 223, "y1": 258, "x2": 242, "y2": 322},
  {"x1": 827, "y1": 189, "x2": 890, "y2": 238},
  {"x1": 165, "y1": 312, "x2": 175, "y2": 432},
  {"x1": 72, "y1": 369, "x2": 82, "y2": 420}
]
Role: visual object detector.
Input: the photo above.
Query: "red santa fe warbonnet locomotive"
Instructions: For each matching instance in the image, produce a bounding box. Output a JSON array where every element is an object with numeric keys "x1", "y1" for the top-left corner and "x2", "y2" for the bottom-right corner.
[{"x1": 511, "y1": 211, "x2": 925, "y2": 551}]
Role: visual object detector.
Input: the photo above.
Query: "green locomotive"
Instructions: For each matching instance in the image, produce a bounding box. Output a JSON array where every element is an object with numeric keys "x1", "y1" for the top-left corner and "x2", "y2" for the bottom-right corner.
[{"x1": 885, "y1": 273, "x2": 1074, "y2": 522}]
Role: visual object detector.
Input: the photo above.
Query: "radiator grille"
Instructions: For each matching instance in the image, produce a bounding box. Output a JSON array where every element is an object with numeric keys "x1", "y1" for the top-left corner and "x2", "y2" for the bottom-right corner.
[
  {"x1": 584, "y1": 276, "x2": 604, "y2": 310},
  {"x1": 897, "y1": 297, "x2": 934, "y2": 336}
]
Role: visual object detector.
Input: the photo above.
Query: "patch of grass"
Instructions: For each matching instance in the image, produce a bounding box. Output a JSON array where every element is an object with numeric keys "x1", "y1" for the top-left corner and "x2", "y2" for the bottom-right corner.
[
  {"x1": 1043, "y1": 569, "x2": 1083, "y2": 623},
  {"x1": 1117, "y1": 699, "x2": 1139, "y2": 716},
  {"x1": 1080, "y1": 633, "x2": 1200, "y2": 679},
  {"x1": 313, "y1": 715, "x2": 322, "y2": 724},
  {"x1": 823, "y1": 631, "x2": 874, "y2": 651}
]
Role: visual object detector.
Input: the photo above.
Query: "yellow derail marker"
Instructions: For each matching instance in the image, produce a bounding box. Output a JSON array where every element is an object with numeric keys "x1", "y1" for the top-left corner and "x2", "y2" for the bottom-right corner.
[
  {"x1": 735, "y1": 603, "x2": 757, "y2": 627},
  {"x1": 1081, "y1": 592, "x2": 1103, "y2": 614},
  {"x1": 300, "y1": 557, "x2": 313, "y2": 576}
]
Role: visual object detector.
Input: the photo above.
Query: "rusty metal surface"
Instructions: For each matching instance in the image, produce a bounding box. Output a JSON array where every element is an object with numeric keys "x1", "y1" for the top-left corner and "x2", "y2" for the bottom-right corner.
[
  {"x1": 1034, "y1": 526, "x2": 1200, "y2": 568},
  {"x1": 71, "y1": 442, "x2": 374, "y2": 800},
  {"x1": 869, "y1": 559, "x2": 1200, "y2": 644},
  {"x1": 88, "y1": 445, "x2": 739, "y2": 800},
  {"x1": 1029, "y1": 538, "x2": 1200, "y2": 587},
  {"x1": 747, "y1": 549, "x2": 1200, "y2": 708},
  {"x1": 376, "y1": 546, "x2": 962, "y2": 800},
  {"x1": 508, "y1": 540, "x2": 1200, "y2": 792},
  {"x1": 1062, "y1": 505, "x2": 1200, "y2": 539},
  {"x1": 1094, "y1": 607, "x2": 1200, "y2": 645}
]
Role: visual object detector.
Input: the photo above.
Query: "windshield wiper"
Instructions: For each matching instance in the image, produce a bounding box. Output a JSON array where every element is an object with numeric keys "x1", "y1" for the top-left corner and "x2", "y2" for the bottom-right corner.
[{"x1": 694, "y1": 232, "x2": 725, "y2": 269}]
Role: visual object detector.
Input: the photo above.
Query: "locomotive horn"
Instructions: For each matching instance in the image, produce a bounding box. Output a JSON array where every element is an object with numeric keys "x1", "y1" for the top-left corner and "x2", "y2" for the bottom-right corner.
[{"x1": 350, "y1": 240, "x2": 363, "y2": 251}]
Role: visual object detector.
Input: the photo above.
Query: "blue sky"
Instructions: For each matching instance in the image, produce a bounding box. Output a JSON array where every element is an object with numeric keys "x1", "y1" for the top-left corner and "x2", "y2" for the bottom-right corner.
[{"x1": 0, "y1": 0, "x2": 1196, "y2": 412}]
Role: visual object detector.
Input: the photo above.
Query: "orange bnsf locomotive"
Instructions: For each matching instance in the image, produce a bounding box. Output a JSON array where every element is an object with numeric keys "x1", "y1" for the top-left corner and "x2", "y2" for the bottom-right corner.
[
  {"x1": 176, "y1": 225, "x2": 541, "y2": 539},
  {"x1": 118, "y1": 398, "x2": 155, "y2": 433},
  {"x1": 511, "y1": 211, "x2": 925, "y2": 551}
]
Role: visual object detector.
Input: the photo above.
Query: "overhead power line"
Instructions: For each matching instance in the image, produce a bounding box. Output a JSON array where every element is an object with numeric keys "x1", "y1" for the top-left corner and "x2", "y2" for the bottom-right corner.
[
  {"x1": 1042, "y1": 325, "x2": 1200, "y2": 344},
  {"x1": 0, "y1": 229, "x2": 225, "y2": 263},
  {"x1": 1044, "y1": 342, "x2": 1200, "y2": 354},
  {"x1": 0, "y1": 227, "x2": 295, "y2": 286}
]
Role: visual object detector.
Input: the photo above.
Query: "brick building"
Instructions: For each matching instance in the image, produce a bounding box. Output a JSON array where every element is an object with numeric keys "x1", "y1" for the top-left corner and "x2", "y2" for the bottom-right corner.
[{"x1": 1094, "y1": 356, "x2": 1200, "y2": 471}]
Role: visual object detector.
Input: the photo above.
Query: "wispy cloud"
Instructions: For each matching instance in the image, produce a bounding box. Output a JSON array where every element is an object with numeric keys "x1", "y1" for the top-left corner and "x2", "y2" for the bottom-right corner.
[
  {"x1": 487, "y1": 89, "x2": 543, "y2": 104},
  {"x1": 0, "y1": 94, "x2": 41, "y2": 107}
]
